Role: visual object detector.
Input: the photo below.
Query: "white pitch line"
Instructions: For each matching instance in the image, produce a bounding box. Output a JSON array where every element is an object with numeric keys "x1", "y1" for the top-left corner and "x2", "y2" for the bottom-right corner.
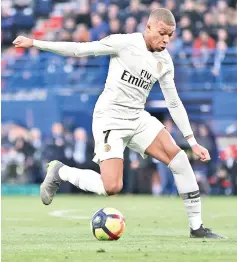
[{"x1": 49, "y1": 209, "x2": 91, "y2": 220}]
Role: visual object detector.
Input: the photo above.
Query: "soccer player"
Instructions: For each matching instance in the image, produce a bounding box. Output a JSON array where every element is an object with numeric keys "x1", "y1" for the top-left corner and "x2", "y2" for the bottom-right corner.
[{"x1": 13, "y1": 8, "x2": 225, "y2": 238}]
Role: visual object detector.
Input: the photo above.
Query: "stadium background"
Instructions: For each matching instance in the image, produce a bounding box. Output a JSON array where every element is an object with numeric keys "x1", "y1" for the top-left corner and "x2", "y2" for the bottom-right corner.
[{"x1": 1, "y1": 0, "x2": 237, "y2": 196}]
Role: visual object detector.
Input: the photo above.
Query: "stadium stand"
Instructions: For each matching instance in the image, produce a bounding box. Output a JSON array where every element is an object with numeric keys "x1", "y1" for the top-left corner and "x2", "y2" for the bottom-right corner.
[
  {"x1": 2, "y1": 0, "x2": 237, "y2": 91},
  {"x1": 1, "y1": 0, "x2": 237, "y2": 195}
]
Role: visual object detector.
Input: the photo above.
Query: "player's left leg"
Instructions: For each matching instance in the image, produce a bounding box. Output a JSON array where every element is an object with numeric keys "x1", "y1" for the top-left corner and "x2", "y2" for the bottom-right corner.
[
  {"x1": 129, "y1": 111, "x2": 225, "y2": 238},
  {"x1": 145, "y1": 128, "x2": 225, "y2": 238}
]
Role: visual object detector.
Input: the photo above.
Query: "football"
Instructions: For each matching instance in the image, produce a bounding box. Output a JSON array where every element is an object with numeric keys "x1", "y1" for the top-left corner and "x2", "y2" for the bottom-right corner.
[{"x1": 91, "y1": 207, "x2": 125, "y2": 241}]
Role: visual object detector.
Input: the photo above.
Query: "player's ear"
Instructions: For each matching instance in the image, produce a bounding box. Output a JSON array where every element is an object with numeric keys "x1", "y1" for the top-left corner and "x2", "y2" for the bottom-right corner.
[{"x1": 146, "y1": 23, "x2": 151, "y2": 32}]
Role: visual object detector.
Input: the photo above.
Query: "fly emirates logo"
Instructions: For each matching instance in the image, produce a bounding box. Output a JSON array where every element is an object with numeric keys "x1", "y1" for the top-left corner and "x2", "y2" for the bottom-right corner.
[{"x1": 121, "y1": 69, "x2": 154, "y2": 91}]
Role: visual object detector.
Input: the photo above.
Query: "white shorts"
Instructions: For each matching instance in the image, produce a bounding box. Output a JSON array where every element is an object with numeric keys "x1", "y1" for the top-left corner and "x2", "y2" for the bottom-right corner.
[{"x1": 92, "y1": 111, "x2": 164, "y2": 164}]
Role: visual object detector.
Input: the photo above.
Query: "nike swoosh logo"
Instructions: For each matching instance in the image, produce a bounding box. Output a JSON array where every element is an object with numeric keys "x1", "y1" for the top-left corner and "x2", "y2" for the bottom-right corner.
[{"x1": 190, "y1": 192, "x2": 199, "y2": 197}]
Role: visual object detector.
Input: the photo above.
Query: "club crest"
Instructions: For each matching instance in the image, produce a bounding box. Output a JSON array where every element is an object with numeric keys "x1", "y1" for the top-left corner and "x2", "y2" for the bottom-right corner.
[
  {"x1": 104, "y1": 144, "x2": 111, "y2": 152},
  {"x1": 157, "y1": 61, "x2": 163, "y2": 73}
]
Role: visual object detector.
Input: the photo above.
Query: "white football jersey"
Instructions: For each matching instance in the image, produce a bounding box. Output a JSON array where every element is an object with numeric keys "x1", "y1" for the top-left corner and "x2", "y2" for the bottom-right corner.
[
  {"x1": 34, "y1": 33, "x2": 193, "y2": 137},
  {"x1": 93, "y1": 33, "x2": 174, "y2": 121}
]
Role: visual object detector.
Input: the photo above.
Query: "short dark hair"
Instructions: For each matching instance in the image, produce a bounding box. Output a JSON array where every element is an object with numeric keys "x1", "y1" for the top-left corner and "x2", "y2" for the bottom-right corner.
[{"x1": 149, "y1": 8, "x2": 176, "y2": 26}]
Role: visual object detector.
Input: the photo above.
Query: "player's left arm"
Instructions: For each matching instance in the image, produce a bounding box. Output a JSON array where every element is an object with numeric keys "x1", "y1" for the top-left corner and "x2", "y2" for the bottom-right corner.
[{"x1": 159, "y1": 70, "x2": 210, "y2": 162}]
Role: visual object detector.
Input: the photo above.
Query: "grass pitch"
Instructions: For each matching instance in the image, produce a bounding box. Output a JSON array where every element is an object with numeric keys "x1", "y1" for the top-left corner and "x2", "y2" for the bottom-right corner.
[{"x1": 2, "y1": 195, "x2": 237, "y2": 262}]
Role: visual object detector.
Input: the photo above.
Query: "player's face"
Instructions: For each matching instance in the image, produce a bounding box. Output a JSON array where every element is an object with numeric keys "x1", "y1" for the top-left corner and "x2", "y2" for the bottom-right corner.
[{"x1": 146, "y1": 20, "x2": 175, "y2": 52}]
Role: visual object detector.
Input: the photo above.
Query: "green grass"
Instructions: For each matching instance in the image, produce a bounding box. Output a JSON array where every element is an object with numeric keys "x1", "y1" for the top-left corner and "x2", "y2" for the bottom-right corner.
[{"x1": 2, "y1": 195, "x2": 237, "y2": 262}]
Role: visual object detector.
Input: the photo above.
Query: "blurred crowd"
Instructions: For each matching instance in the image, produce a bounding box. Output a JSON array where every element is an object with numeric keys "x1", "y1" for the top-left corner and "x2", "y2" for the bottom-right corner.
[
  {"x1": 2, "y1": 120, "x2": 237, "y2": 196},
  {"x1": 1, "y1": 122, "x2": 98, "y2": 185},
  {"x1": 1, "y1": 0, "x2": 237, "y2": 195},
  {"x1": 2, "y1": 0, "x2": 237, "y2": 91},
  {"x1": 2, "y1": 0, "x2": 237, "y2": 48}
]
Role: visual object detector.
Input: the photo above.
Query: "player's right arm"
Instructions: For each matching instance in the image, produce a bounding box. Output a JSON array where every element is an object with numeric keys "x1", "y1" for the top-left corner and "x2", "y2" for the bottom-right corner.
[{"x1": 12, "y1": 35, "x2": 121, "y2": 57}]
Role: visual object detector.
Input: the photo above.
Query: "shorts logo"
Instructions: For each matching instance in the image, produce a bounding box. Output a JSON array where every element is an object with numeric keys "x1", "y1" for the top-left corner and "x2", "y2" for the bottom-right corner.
[
  {"x1": 157, "y1": 61, "x2": 163, "y2": 73},
  {"x1": 104, "y1": 144, "x2": 111, "y2": 152}
]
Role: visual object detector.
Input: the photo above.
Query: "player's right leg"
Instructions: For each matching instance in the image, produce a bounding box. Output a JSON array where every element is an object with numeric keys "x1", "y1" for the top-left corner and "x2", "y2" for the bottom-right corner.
[
  {"x1": 40, "y1": 126, "x2": 129, "y2": 205},
  {"x1": 100, "y1": 158, "x2": 124, "y2": 195},
  {"x1": 58, "y1": 158, "x2": 124, "y2": 196},
  {"x1": 40, "y1": 158, "x2": 124, "y2": 205}
]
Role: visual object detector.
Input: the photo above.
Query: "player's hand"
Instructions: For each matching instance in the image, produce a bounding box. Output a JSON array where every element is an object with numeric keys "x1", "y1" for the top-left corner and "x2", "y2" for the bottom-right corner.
[
  {"x1": 12, "y1": 36, "x2": 33, "y2": 48},
  {"x1": 191, "y1": 144, "x2": 211, "y2": 162}
]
